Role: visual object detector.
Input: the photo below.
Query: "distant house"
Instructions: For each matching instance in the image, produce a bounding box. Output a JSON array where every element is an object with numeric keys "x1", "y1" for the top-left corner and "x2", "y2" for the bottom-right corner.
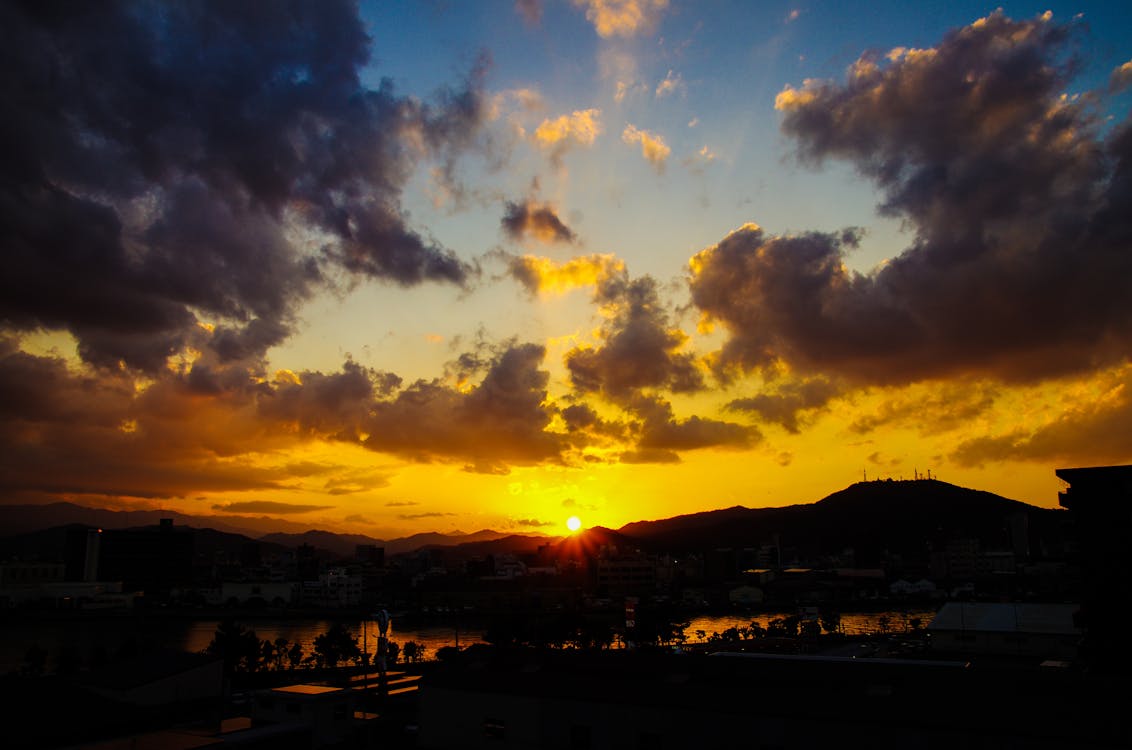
[
  {"x1": 927, "y1": 602, "x2": 1080, "y2": 658},
  {"x1": 251, "y1": 684, "x2": 363, "y2": 747}
]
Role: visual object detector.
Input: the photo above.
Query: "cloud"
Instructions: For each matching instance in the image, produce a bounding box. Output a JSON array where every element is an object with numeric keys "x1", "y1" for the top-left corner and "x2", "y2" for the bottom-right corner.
[
  {"x1": 534, "y1": 109, "x2": 603, "y2": 165},
  {"x1": 849, "y1": 381, "x2": 999, "y2": 436},
  {"x1": 0, "y1": 1, "x2": 484, "y2": 374},
  {"x1": 950, "y1": 366, "x2": 1132, "y2": 467},
  {"x1": 683, "y1": 145, "x2": 717, "y2": 174},
  {"x1": 385, "y1": 500, "x2": 421, "y2": 507},
  {"x1": 655, "y1": 70, "x2": 685, "y2": 98},
  {"x1": 565, "y1": 273, "x2": 704, "y2": 399},
  {"x1": 1112, "y1": 60, "x2": 1132, "y2": 92},
  {"x1": 212, "y1": 501, "x2": 333, "y2": 515},
  {"x1": 785, "y1": 9, "x2": 802, "y2": 24},
  {"x1": 514, "y1": 518, "x2": 555, "y2": 527},
  {"x1": 398, "y1": 512, "x2": 457, "y2": 520},
  {"x1": 622, "y1": 125, "x2": 671, "y2": 172},
  {"x1": 694, "y1": 12, "x2": 1132, "y2": 387},
  {"x1": 515, "y1": 0, "x2": 542, "y2": 26},
  {"x1": 726, "y1": 377, "x2": 841, "y2": 433},
  {"x1": 618, "y1": 447, "x2": 681, "y2": 464},
  {"x1": 574, "y1": 0, "x2": 668, "y2": 39},
  {"x1": 614, "y1": 394, "x2": 759, "y2": 465},
  {"x1": 628, "y1": 395, "x2": 759, "y2": 454},
  {"x1": 360, "y1": 342, "x2": 567, "y2": 474},
  {"x1": 501, "y1": 200, "x2": 578, "y2": 244},
  {"x1": 0, "y1": 345, "x2": 306, "y2": 502},
  {"x1": 506, "y1": 254, "x2": 625, "y2": 295}
]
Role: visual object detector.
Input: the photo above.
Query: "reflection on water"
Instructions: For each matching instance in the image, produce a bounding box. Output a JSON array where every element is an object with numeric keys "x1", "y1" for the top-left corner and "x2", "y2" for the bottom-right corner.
[
  {"x1": 684, "y1": 609, "x2": 937, "y2": 639},
  {"x1": 1, "y1": 608, "x2": 937, "y2": 673}
]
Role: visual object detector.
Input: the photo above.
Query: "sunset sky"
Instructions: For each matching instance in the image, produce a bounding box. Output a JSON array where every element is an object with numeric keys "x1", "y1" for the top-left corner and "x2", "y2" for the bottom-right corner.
[{"x1": 3, "y1": 1, "x2": 1132, "y2": 538}]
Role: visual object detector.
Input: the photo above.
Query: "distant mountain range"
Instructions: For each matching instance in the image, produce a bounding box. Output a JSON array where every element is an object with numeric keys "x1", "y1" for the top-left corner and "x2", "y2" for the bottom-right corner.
[
  {"x1": 259, "y1": 528, "x2": 517, "y2": 558},
  {"x1": 0, "y1": 502, "x2": 536, "y2": 561},
  {"x1": 0, "y1": 479, "x2": 1067, "y2": 565}
]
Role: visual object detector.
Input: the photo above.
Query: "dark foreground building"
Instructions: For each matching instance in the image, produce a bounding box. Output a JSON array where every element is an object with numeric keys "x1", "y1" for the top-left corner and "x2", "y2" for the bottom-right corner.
[
  {"x1": 417, "y1": 648, "x2": 1128, "y2": 749},
  {"x1": 1056, "y1": 464, "x2": 1132, "y2": 671}
]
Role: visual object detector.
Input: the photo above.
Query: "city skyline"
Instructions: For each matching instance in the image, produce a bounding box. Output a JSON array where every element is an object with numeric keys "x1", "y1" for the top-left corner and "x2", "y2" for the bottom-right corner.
[{"x1": 3, "y1": 1, "x2": 1132, "y2": 538}]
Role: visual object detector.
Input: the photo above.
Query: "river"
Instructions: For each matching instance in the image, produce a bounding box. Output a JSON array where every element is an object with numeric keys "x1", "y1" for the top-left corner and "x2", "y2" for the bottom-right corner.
[{"x1": 0, "y1": 607, "x2": 939, "y2": 674}]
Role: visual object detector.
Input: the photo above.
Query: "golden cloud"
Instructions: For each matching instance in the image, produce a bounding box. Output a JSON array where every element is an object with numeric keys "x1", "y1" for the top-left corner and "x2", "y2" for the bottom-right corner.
[
  {"x1": 574, "y1": 0, "x2": 668, "y2": 39},
  {"x1": 534, "y1": 108, "x2": 602, "y2": 147},
  {"x1": 621, "y1": 124, "x2": 671, "y2": 171},
  {"x1": 508, "y1": 254, "x2": 626, "y2": 295}
]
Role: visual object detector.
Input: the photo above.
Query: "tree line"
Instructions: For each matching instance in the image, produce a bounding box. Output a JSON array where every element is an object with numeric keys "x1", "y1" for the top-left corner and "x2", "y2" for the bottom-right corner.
[{"x1": 204, "y1": 619, "x2": 427, "y2": 676}]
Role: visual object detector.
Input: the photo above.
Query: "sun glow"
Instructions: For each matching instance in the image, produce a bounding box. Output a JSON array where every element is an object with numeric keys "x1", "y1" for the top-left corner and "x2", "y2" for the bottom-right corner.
[{"x1": 566, "y1": 515, "x2": 582, "y2": 532}]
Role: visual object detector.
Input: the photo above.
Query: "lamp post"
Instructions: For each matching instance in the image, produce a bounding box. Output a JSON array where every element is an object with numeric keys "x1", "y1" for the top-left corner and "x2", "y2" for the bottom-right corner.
[{"x1": 374, "y1": 609, "x2": 391, "y2": 698}]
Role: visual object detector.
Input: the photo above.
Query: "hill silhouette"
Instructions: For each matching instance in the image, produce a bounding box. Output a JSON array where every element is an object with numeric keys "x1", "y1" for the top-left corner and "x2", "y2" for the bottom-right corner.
[{"x1": 614, "y1": 479, "x2": 1063, "y2": 564}]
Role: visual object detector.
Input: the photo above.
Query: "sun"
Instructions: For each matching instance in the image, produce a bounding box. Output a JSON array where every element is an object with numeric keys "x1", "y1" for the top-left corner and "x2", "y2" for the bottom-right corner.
[{"x1": 566, "y1": 515, "x2": 582, "y2": 532}]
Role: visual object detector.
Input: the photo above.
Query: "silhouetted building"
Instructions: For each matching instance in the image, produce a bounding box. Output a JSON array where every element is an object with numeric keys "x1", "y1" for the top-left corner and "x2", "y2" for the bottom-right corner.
[
  {"x1": 1056, "y1": 464, "x2": 1132, "y2": 670},
  {"x1": 927, "y1": 602, "x2": 1080, "y2": 658},
  {"x1": 355, "y1": 544, "x2": 385, "y2": 567},
  {"x1": 417, "y1": 649, "x2": 1128, "y2": 748},
  {"x1": 98, "y1": 520, "x2": 193, "y2": 599},
  {"x1": 64, "y1": 526, "x2": 102, "y2": 581}
]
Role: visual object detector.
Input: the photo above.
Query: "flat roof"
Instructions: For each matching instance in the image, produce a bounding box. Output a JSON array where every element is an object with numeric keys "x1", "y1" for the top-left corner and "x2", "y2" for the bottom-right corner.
[{"x1": 272, "y1": 684, "x2": 342, "y2": 695}]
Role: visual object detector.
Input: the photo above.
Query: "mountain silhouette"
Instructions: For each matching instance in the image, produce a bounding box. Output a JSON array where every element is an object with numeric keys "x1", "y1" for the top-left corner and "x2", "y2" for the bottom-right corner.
[{"x1": 613, "y1": 479, "x2": 1064, "y2": 564}]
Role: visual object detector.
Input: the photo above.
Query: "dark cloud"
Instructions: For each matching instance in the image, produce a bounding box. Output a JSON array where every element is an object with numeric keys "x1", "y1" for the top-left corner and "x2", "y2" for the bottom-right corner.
[
  {"x1": 385, "y1": 500, "x2": 421, "y2": 507},
  {"x1": 628, "y1": 395, "x2": 759, "y2": 458},
  {"x1": 514, "y1": 518, "x2": 554, "y2": 527},
  {"x1": 0, "y1": 347, "x2": 299, "y2": 501},
  {"x1": 693, "y1": 12, "x2": 1132, "y2": 387},
  {"x1": 618, "y1": 448, "x2": 681, "y2": 464},
  {"x1": 361, "y1": 342, "x2": 566, "y2": 473},
  {"x1": 501, "y1": 199, "x2": 577, "y2": 244},
  {"x1": 726, "y1": 377, "x2": 840, "y2": 433},
  {"x1": 398, "y1": 511, "x2": 457, "y2": 520},
  {"x1": 212, "y1": 501, "x2": 332, "y2": 515},
  {"x1": 560, "y1": 402, "x2": 630, "y2": 443},
  {"x1": 260, "y1": 342, "x2": 567, "y2": 473},
  {"x1": 259, "y1": 359, "x2": 392, "y2": 442},
  {"x1": 566, "y1": 274, "x2": 704, "y2": 399},
  {"x1": 1, "y1": 1, "x2": 483, "y2": 372},
  {"x1": 0, "y1": 338, "x2": 570, "y2": 503}
]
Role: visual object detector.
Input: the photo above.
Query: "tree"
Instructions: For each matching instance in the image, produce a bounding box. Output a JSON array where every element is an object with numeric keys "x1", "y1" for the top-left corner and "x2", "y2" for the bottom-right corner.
[
  {"x1": 385, "y1": 640, "x2": 401, "y2": 665},
  {"x1": 402, "y1": 641, "x2": 420, "y2": 663},
  {"x1": 272, "y1": 637, "x2": 290, "y2": 670},
  {"x1": 877, "y1": 615, "x2": 892, "y2": 635},
  {"x1": 820, "y1": 610, "x2": 842, "y2": 635},
  {"x1": 206, "y1": 619, "x2": 261, "y2": 675},
  {"x1": 287, "y1": 641, "x2": 304, "y2": 670},
  {"x1": 260, "y1": 639, "x2": 275, "y2": 671},
  {"x1": 312, "y1": 623, "x2": 360, "y2": 668}
]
